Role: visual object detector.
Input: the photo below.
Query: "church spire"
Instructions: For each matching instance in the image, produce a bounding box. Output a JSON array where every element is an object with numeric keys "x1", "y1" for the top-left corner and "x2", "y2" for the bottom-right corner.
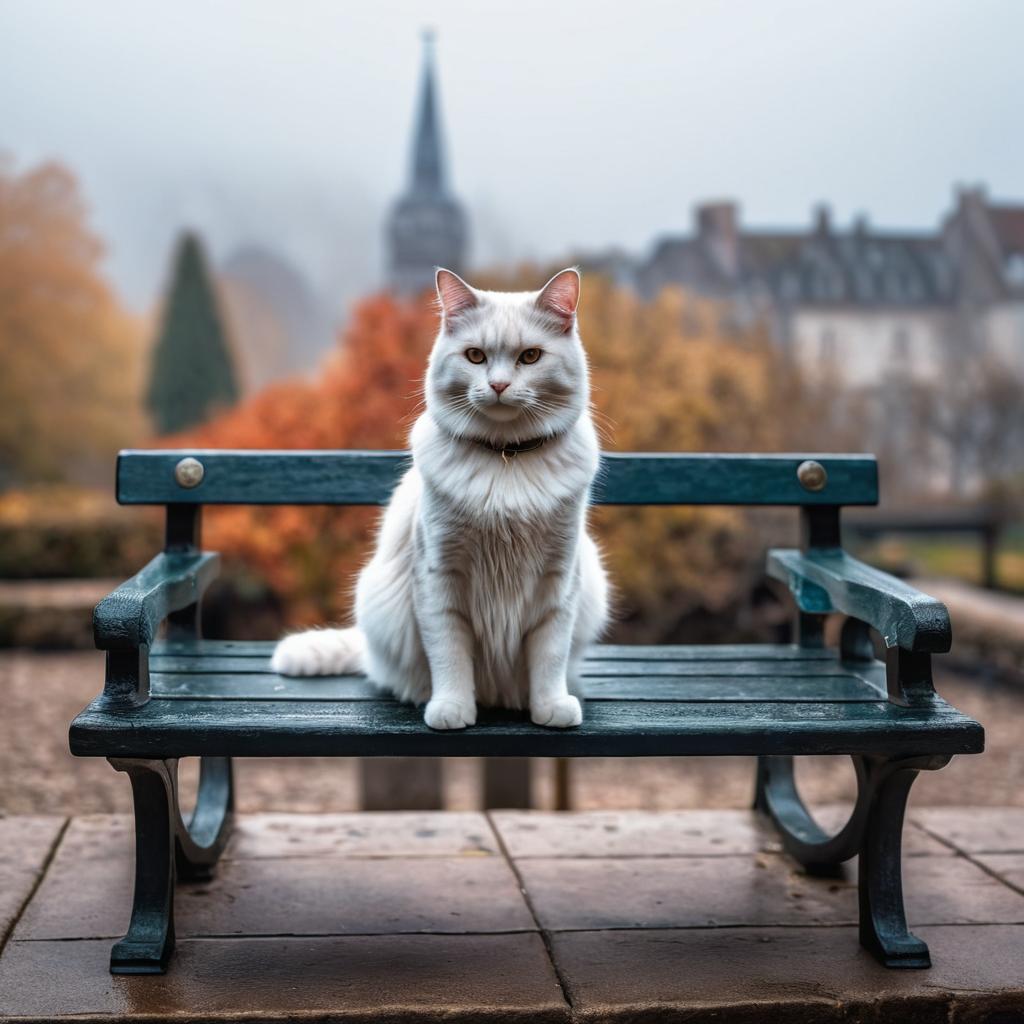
[
  {"x1": 411, "y1": 30, "x2": 445, "y2": 195},
  {"x1": 386, "y1": 31, "x2": 468, "y2": 294}
]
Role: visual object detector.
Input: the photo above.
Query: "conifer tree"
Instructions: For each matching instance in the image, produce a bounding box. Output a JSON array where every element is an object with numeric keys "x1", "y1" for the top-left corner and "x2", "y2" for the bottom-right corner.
[{"x1": 146, "y1": 232, "x2": 238, "y2": 434}]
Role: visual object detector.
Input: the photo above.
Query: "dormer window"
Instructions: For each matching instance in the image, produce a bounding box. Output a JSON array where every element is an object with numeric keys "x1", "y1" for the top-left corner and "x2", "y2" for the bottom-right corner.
[
  {"x1": 820, "y1": 327, "x2": 837, "y2": 365},
  {"x1": 892, "y1": 327, "x2": 910, "y2": 364},
  {"x1": 1006, "y1": 253, "x2": 1024, "y2": 288}
]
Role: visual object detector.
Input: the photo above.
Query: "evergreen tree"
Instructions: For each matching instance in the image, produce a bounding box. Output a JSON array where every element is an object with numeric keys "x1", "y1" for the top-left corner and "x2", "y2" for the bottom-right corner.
[{"x1": 146, "y1": 232, "x2": 239, "y2": 435}]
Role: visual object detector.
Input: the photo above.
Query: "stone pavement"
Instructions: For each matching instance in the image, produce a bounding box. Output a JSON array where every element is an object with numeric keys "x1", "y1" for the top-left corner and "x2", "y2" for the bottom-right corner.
[{"x1": 1, "y1": 808, "x2": 1023, "y2": 1022}]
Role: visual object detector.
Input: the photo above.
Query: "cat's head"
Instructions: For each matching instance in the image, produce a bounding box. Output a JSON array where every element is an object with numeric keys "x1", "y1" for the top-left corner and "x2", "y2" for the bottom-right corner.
[{"x1": 426, "y1": 268, "x2": 588, "y2": 444}]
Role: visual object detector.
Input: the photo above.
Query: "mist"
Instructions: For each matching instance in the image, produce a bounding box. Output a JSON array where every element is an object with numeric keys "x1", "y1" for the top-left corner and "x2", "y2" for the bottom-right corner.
[{"x1": 2, "y1": 0, "x2": 1022, "y2": 318}]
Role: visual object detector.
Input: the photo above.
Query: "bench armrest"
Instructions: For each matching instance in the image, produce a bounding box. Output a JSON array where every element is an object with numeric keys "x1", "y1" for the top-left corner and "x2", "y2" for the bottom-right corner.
[
  {"x1": 94, "y1": 551, "x2": 221, "y2": 651},
  {"x1": 766, "y1": 549, "x2": 951, "y2": 654}
]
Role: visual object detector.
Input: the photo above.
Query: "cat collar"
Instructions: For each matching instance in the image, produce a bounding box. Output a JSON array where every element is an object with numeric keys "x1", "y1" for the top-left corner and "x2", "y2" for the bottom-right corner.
[{"x1": 475, "y1": 435, "x2": 550, "y2": 458}]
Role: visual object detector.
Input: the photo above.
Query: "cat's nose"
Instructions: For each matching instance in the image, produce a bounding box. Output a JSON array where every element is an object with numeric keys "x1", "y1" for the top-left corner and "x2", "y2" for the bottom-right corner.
[{"x1": 490, "y1": 381, "x2": 510, "y2": 395}]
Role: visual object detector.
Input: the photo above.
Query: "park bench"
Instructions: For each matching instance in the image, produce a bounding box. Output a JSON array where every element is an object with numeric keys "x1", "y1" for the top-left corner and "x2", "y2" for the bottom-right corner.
[{"x1": 69, "y1": 449, "x2": 984, "y2": 975}]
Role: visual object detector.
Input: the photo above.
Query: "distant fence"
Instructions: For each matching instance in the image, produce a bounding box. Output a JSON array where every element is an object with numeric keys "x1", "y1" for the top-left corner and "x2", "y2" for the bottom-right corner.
[{"x1": 845, "y1": 506, "x2": 1007, "y2": 591}]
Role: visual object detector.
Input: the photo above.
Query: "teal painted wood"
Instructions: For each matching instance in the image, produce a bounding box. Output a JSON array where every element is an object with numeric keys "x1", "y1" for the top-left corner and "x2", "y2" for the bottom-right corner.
[
  {"x1": 150, "y1": 639, "x2": 837, "y2": 661},
  {"x1": 149, "y1": 654, "x2": 872, "y2": 677},
  {"x1": 117, "y1": 450, "x2": 879, "y2": 507},
  {"x1": 94, "y1": 552, "x2": 220, "y2": 650},
  {"x1": 69, "y1": 692, "x2": 983, "y2": 759},
  {"x1": 767, "y1": 549, "x2": 952, "y2": 654},
  {"x1": 149, "y1": 668, "x2": 885, "y2": 702}
]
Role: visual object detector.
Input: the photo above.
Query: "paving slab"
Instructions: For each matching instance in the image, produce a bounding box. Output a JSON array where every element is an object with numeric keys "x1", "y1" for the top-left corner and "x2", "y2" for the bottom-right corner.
[
  {"x1": 54, "y1": 811, "x2": 501, "y2": 864},
  {"x1": 0, "y1": 933, "x2": 569, "y2": 1023},
  {"x1": 812, "y1": 804, "x2": 950, "y2": 856},
  {"x1": 224, "y1": 811, "x2": 499, "y2": 859},
  {"x1": 492, "y1": 809, "x2": 767, "y2": 858},
  {"x1": 550, "y1": 925, "x2": 1024, "y2": 1024},
  {"x1": 0, "y1": 816, "x2": 65, "y2": 946},
  {"x1": 493, "y1": 807, "x2": 948, "y2": 858},
  {"x1": 517, "y1": 852, "x2": 1024, "y2": 931},
  {"x1": 16, "y1": 851, "x2": 534, "y2": 941},
  {"x1": 912, "y1": 806, "x2": 1024, "y2": 854},
  {"x1": 973, "y1": 853, "x2": 1024, "y2": 895},
  {"x1": 48, "y1": 813, "x2": 133, "y2": 862}
]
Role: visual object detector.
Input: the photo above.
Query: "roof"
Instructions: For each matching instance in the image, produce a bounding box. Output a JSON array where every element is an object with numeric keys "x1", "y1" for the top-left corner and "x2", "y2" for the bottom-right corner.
[
  {"x1": 752, "y1": 232, "x2": 953, "y2": 307},
  {"x1": 636, "y1": 221, "x2": 954, "y2": 308},
  {"x1": 987, "y1": 205, "x2": 1024, "y2": 257}
]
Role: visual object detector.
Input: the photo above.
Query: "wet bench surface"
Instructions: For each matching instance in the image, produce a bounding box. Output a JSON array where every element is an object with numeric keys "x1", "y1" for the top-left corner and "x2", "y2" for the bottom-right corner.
[{"x1": 69, "y1": 640, "x2": 983, "y2": 760}]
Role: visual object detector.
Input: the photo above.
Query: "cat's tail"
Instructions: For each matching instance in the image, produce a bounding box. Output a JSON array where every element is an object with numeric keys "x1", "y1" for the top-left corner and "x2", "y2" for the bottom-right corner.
[{"x1": 270, "y1": 627, "x2": 366, "y2": 677}]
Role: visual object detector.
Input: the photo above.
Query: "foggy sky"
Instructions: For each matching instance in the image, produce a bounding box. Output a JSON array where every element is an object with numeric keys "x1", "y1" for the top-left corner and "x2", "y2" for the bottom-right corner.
[{"x1": 2, "y1": 0, "x2": 1022, "y2": 318}]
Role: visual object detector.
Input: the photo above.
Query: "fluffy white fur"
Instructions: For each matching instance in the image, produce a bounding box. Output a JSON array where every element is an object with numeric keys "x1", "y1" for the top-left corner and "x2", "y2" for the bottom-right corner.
[{"x1": 271, "y1": 268, "x2": 609, "y2": 730}]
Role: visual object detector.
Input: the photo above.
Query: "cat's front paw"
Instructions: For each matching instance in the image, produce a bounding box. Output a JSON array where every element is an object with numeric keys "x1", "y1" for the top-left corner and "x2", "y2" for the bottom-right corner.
[
  {"x1": 424, "y1": 698, "x2": 477, "y2": 731},
  {"x1": 531, "y1": 695, "x2": 583, "y2": 728}
]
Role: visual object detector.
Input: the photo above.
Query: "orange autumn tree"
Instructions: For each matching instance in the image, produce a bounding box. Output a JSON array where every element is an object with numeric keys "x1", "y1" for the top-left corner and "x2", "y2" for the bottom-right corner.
[
  {"x1": 175, "y1": 293, "x2": 436, "y2": 623},
  {"x1": 179, "y1": 275, "x2": 821, "y2": 639}
]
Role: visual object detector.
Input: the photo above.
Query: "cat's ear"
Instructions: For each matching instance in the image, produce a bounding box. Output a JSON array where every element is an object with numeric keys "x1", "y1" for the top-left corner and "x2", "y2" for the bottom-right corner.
[
  {"x1": 536, "y1": 268, "x2": 580, "y2": 333},
  {"x1": 435, "y1": 269, "x2": 478, "y2": 323}
]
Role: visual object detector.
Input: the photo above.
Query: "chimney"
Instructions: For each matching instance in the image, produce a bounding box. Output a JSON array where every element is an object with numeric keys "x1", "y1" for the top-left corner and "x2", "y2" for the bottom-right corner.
[
  {"x1": 955, "y1": 183, "x2": 988, "y2": 215},
  {"x1": 813, "y1": 203, "x2": 832, "y2": 238},
  {"x1": 695, "y1": 201, "x2": 740, "y2": 278}
]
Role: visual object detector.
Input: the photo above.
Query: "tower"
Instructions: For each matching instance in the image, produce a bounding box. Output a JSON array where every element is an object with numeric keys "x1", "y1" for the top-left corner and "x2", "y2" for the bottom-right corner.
[{"x1": 386, "y1": 32, "x2": 468, "y2": 295}]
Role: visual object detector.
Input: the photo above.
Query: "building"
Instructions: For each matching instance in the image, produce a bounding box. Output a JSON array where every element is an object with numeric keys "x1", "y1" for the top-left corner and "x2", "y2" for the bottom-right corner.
[
  {"x1": 616, "y1": 189, "x2": 1024, "y2": 394},
  {"x1": 386, "y1": 34, "x2": 468, "y2": 295},
  {"x1": 580, "y1": 188, "x2": 1024, "y2": 493}
]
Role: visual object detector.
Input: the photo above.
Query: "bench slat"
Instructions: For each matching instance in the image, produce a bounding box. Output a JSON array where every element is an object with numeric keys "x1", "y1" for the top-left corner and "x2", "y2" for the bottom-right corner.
[
  {"x1": 148, "y1": 655, "x2": 874, "y2": 679},
  {"x1": 149, "y1": 641, "x2": 836, "y2": 663},
  {"x1": 154, "y1": 642, "x2": 837, "y2": 662},
  {"x1": 158, "y1": 642, "x2": 838, "y2": 662},
  {"x1": 117, "y1": 450, "x2": 879, "y2": 507},
  {"x1": 70, "y1": 694, "x2": 983, "y2": 759},
  {"x1": 150, "y1": 670, "x2": 884, "y2": 703}
]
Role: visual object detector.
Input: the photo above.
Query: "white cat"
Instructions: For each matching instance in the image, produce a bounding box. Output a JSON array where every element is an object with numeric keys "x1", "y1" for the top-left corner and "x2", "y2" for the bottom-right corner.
[{"x1": 271, "y1": 268, "x2": 609, "y2": 730}]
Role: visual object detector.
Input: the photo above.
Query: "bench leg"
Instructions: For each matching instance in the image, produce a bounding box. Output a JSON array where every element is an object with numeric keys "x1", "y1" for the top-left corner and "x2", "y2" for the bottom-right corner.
[
  {"x1": 753, "y1": 755, "x2": 866, "y2": 874},
  {"x1": 175, "y1": 756, "x2": 235, "y2": 881},
  {"x1": 108, "y1": 758, "x2": 177, "y2": 974},
  {"x1": 108, "y1": 757, "x2": 235, "y2": 973},
  {"x1": 756, "y1": 751, "x2": 951, "y2": 967},
  {"x1": 857, "y1": 754, "x2": 949, "y2": 969}
]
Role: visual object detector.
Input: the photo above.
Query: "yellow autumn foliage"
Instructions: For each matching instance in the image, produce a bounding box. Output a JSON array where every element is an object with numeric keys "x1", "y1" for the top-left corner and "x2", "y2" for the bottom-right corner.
[
  {"x1": 581, "y1": 278, "x2": 810, "y2": 640},
  {"x1": 0, "y1": 158, "x2": 143, "y2": 485}
]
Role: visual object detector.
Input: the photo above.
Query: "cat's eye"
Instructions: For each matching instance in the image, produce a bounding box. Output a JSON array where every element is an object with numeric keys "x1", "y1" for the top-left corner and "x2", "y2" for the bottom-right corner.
[
  {"x1": 465, "y1": 348, "x2": 486, "y2": 364},
  {"x1": 519, "y1": 348, "x2": 542, "y2": 365}
]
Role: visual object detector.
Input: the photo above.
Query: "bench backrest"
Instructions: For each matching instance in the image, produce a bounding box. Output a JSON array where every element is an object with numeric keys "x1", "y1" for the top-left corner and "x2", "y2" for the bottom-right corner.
[{"x1": 117, "y1": 450, "x2": 878, "y2": 507}]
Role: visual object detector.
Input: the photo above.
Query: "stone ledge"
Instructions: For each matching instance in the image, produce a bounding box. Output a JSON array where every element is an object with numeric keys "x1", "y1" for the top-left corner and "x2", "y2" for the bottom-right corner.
[
  {"x1": 0, "y1": 933, "x2": 569, "y2": 1023},
  {"x1": 551, "y1": 924, "x2": 1024, "y2": 1023}
]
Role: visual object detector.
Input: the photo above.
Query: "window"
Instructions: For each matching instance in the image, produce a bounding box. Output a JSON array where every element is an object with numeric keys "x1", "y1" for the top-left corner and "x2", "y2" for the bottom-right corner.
[
  {"x1": 891, "y1": 327, "x2": 910, "y2": 365},
  {"x1": 820, "y1": 327, "x2": 837, "y2": 365},
  {"x1": 1006, "y1": 254, "x2": 1024, "y2": 288}
]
